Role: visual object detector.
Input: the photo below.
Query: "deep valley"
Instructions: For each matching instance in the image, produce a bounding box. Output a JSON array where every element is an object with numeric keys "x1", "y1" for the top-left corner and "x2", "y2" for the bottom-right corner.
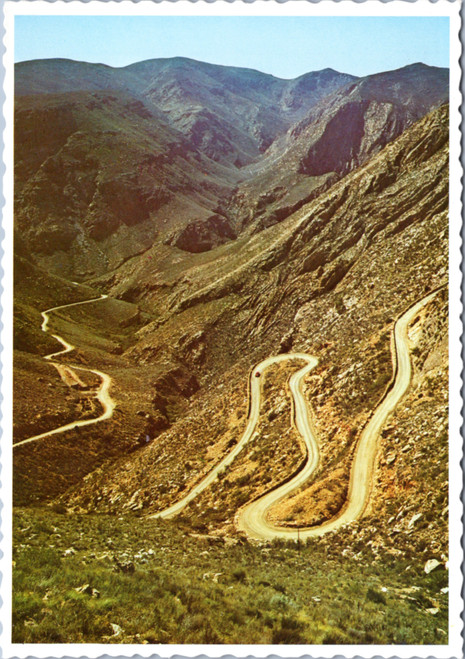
[{"x1": 12, "y1": 55, "x2": 450, "y2": 645}]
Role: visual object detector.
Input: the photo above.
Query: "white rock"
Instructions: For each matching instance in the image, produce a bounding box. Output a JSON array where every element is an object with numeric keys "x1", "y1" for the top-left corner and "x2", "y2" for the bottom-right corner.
[
  {"x1": 424, "y1": 559, "x2": 441, "y2": 574},
  {"x1": 408, "y1": 513, "x2": 422, "y2": 528}
]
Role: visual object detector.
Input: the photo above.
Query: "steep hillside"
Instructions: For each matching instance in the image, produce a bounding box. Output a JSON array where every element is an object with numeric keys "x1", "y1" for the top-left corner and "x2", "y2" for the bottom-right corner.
[
  {"x1": 227, "y1": 63, "x2": 448, "y2": 233},
  {"x1": 14, "y1": 58, "x2": 447, "y2": 282},
  {"x1": 16, "y1": 57, "x2": 357, "y2": 166},
  {"x1": 15, "y1": 90, "x2": 237, "y2": 278},
  {"x1": 40, "y1": 105, "x2": 448, "y2": 545},
  {"x1": 14, "y1": 58, "x2": 358, "y2": 279},
  {"x1": 287, "y1": 63, "x2": 448, "y2": 178},
  {"x1": 12, "y1": 56, "x2": 450, "y2": 647}
]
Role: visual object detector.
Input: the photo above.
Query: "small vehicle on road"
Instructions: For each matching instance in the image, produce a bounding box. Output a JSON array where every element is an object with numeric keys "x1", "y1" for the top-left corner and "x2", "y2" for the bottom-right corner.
[{"x1": 255, "y1": 371, "x2": 260, "y2": 378}]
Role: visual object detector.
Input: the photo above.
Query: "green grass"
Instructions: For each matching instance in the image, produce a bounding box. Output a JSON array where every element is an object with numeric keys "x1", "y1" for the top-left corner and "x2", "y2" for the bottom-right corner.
[{"x1": 12, "y1": 507, "x2": 448, "y2": 645}]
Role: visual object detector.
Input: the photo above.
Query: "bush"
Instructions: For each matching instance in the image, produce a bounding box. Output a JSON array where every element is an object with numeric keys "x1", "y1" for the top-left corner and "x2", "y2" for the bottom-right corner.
[
  {"x1": 366, "y1": 587, "x2": 386, "y2": 605},
  {"x1": 322, "y1": 629, "x2": 350, "y2": 644},
  {"x1": 232, "y1": 568, "x2": 247, "y2": 583},
  {"x1": 13, "y1": 591, "x2": 43, "y2": 624},
  {"x1": 273, "y1": 583, "x2": 286, "y2": 593},
  {"x1": 272, "y1": 626, "x2": 305, "y2": 644},
  {"x1": 335, "y1": 294, "x2": 346, "y2": 315},
  {"x1": 270, "y1": 593, "x2": 291, "y2": 610},
  {"x1": 235, "y1": 473, "x2": 252, "y2": 487},
  {"x1": 272, "y1": 617, "x2": 305, "y2": 644}
]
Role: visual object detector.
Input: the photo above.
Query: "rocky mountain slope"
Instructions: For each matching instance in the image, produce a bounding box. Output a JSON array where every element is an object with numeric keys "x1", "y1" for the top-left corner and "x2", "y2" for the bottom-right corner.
[
  {"x1": 16, "y1": 57, "x2": 357, "y2": 166},
  {"x1": 227, "y1": 63, "x2": 449, "y2": 233},
  {"x1": 13, "y1": 56, "x2": 450, "y2": 645},
  {"x1": 15, "y1": 89, "x2": 237, "y2": 278},
  {"x1": 15, "y1": 104, "x2": 448, "y2": 544},
  {"x1": 15, "y1": 58, "x2": 448, "y2": 280}
]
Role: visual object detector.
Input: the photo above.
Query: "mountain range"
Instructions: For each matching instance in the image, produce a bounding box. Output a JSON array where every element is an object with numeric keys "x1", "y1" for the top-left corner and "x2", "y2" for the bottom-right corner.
[
  {"x1": 15, "y1": 58, "x2": 447, "y2": 272},
  {"x1": 13, "y1": 56, "x2": 450, "y2": 644}
]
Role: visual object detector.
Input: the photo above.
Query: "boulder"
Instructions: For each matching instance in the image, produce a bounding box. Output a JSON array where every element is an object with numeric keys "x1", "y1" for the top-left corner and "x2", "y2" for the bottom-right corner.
[{"x1": 424, "y1": 558, "x2": 441, "y2": 574}]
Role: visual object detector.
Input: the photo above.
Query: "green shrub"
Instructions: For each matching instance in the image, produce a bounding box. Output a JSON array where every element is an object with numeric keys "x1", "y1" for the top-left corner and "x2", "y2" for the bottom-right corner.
[
  {"x1": 272, "y1": 617, "x2": 305, "y2": 644},
  {"x1": 232, "y1": 568, "x2": 247, "y2": 583},
  {"x1": 366, "y1": 587, "x2": 386, "y2": 605},
  {"x1": 270, "y1": 593, "x2": 291, "y2": 610},
  {"x1": 322, "y1": 629, "x2": 350, "y2": 644},
  {"x1": 13, "y1": 591, "x2": 43, "y2": 624},
  {"x1": 273, "y1": 582, "x2": 286, "y2": 593}
]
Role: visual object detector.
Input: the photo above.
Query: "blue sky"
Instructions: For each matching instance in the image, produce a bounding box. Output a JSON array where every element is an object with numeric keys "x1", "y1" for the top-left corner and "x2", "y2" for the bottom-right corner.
[{"x1": 15, "y1": 16, "x2": 449, "y2": 79}]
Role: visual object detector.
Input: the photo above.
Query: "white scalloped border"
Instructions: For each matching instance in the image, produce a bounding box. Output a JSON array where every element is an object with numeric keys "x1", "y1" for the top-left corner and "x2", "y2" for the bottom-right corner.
[{"x1": 1, "y1": 2, "x2": 462, "y2": 659}]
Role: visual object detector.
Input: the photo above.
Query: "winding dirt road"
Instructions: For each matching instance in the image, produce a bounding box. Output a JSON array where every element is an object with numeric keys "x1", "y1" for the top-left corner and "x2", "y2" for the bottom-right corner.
[
  {"x1": 237, "y1": 289, "x2": 441, "y2": 540},
  {"x1": 16, "y1": 286, "x2": 439, "y2": 540},
  {"x1": 14, "y1": 295, "x2": 115, "y2": 448},
  {"x1": 152, "y1": 353, "x2": 318, "y2": 520},
  {"x1": 155, "y1": 289, "x2": 440, "y2": 539}
]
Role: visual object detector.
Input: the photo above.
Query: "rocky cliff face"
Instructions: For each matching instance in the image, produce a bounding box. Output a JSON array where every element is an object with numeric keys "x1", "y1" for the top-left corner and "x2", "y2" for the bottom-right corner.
[
  {"x1": 225, "y1": 63, "x2": 449, "y2": 234},
  {"x1": 14, "y1": 58, "x2": 448, "y2": 280},
  {"x1": 287, "y1": 63, "x2": 448, "y2": 177}
]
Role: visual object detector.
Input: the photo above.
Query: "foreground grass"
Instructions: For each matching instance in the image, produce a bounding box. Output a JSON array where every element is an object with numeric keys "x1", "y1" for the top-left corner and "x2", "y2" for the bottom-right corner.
[{"x1": 13, "y1": 507, "x2": 448, "y2": 645}]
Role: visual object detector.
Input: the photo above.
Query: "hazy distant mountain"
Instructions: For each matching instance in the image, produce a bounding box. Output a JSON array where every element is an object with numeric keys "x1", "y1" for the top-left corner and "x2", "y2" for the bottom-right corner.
[
  {"x1": 125, "y1": 58, "x2": 358, "y2": 164},
  {"x1": 16, "y1": 57, "x2": 357, "y2": 166},
  {"x1": 14, "y1": 58, "x2": 448, "y2": 276}
]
